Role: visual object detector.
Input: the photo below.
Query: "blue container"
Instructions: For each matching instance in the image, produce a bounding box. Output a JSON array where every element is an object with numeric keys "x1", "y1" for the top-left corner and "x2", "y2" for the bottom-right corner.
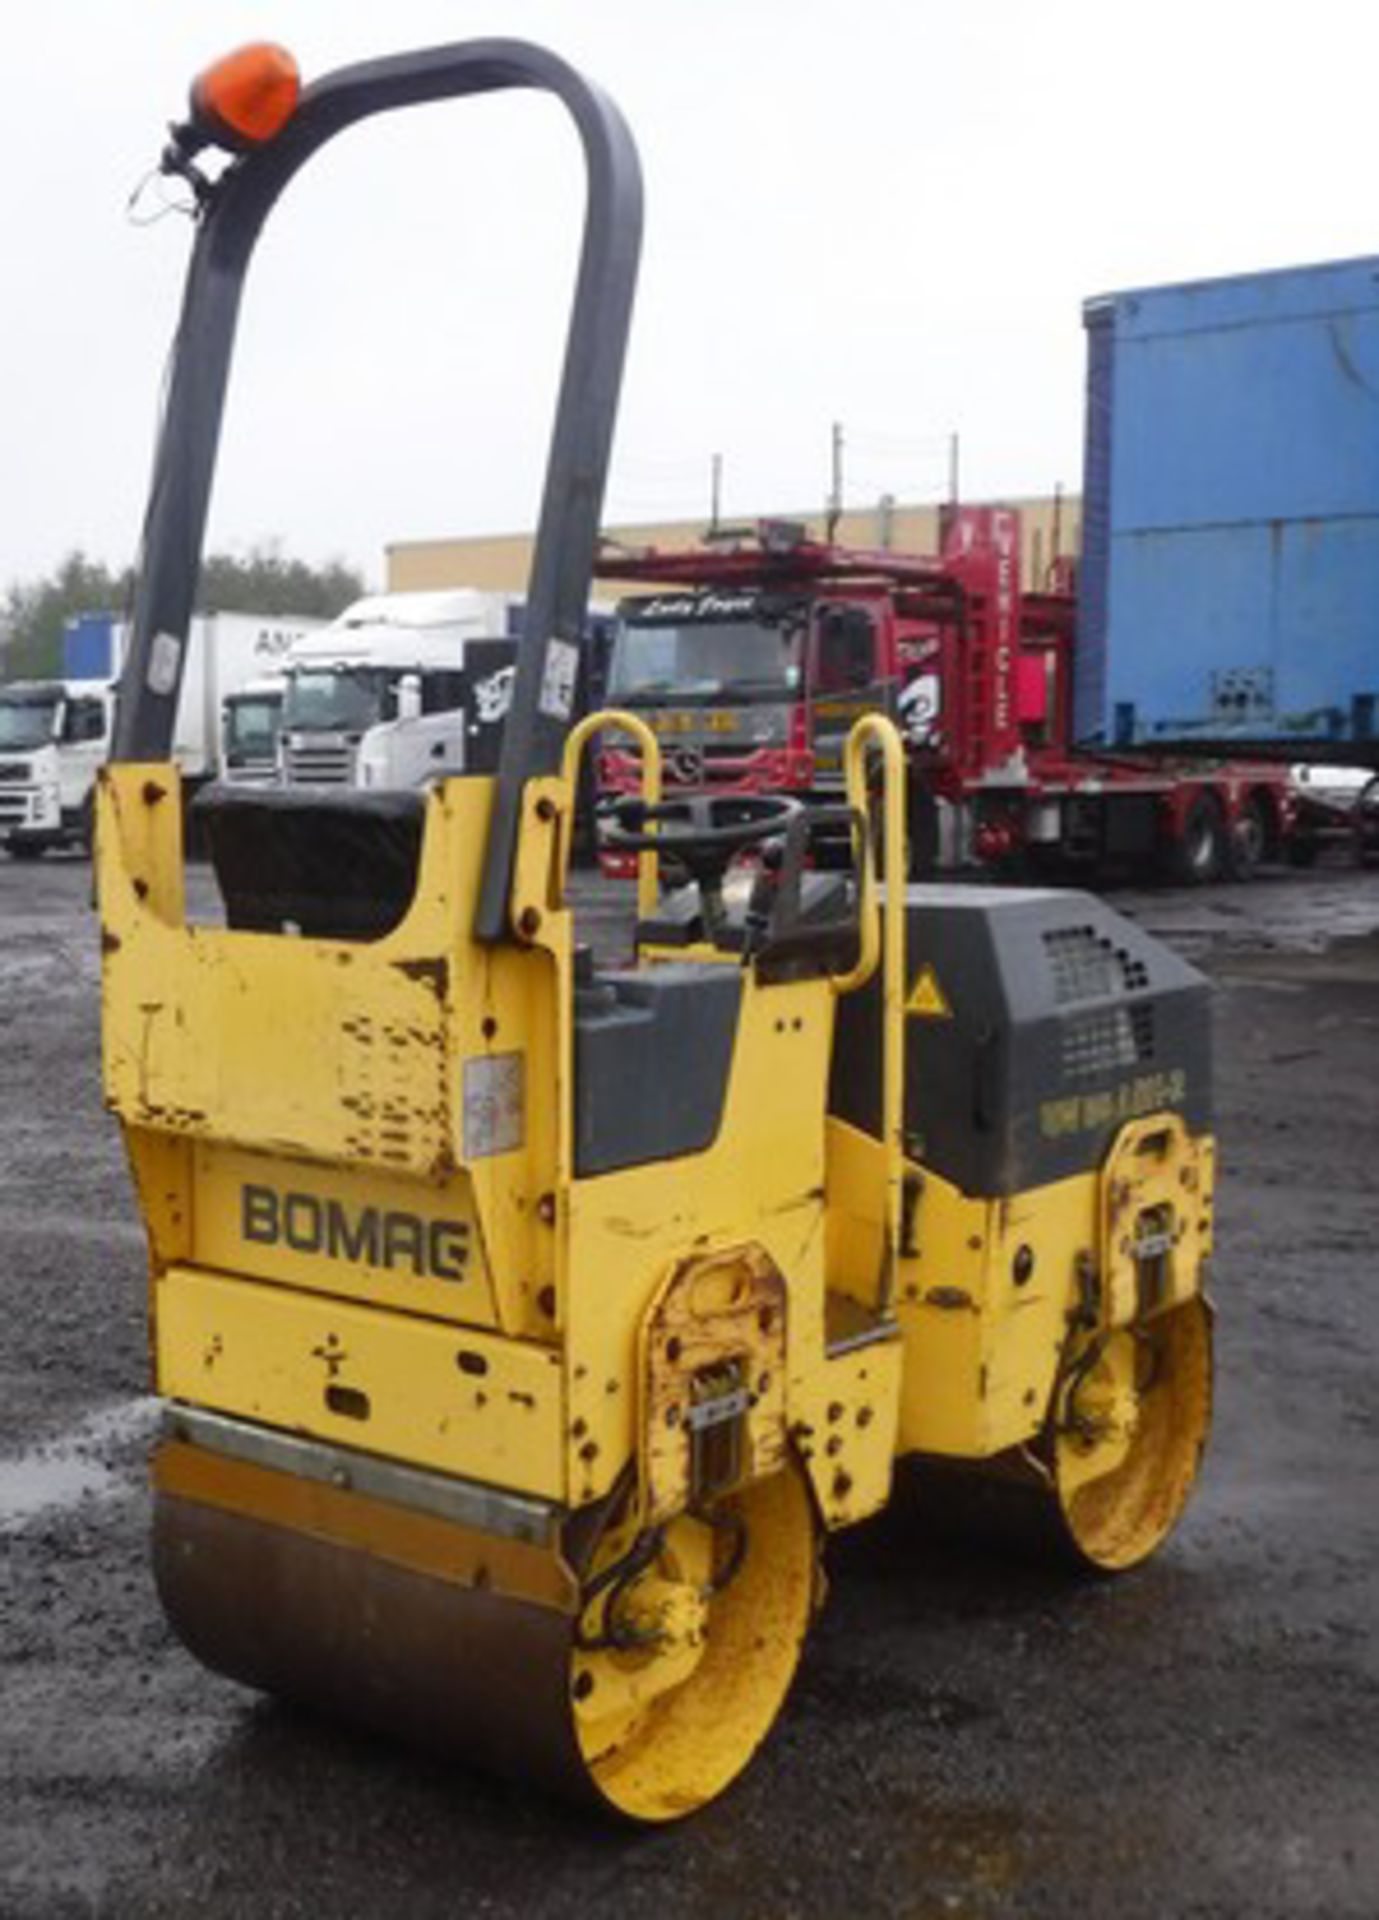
[
  {"x1": 1076, "y1": 255, "x2": 1379, "y2": 758},
  {"x1": 63, "y1": 612, "x2": 118, "y2": 682}
]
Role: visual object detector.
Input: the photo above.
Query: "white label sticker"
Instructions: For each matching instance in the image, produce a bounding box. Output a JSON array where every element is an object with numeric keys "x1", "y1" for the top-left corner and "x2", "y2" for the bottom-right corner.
[
  {"x1": 538, "y1": 638, "x2": 579, "y2": 721},
  {"x1": 147, "y1": 630, "x2": 183, "y2": 696},
  {"x1": 463, "y1": 1052, "x2": 525, "y2": 1159},
  {"x1": 899, "y1": 670, "x2": 942, "y2": 743},
  {"x1": 474, "y1": 664, "x2": 516, "y2": 725}
]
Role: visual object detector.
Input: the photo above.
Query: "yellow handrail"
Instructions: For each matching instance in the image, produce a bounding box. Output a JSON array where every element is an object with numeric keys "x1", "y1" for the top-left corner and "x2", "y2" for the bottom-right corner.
[
  {"x1": 838, "y1": 714, "x2": 907, "y2": 1317},
  {"x1": 558, "y1": 708, "x2": 662, "y2": 919}
]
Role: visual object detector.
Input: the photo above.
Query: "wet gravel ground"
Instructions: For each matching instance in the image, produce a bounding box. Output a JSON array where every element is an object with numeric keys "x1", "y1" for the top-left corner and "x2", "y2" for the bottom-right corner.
[{"x1": 1, "y1": 853, "x2": 1377, "y2": 1918}]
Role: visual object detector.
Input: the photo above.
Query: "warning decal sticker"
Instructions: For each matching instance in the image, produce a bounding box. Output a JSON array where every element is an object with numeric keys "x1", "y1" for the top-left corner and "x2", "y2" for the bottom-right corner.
[{"x1": 904, "y1": 965, "x2": 951, "y2": 1020}]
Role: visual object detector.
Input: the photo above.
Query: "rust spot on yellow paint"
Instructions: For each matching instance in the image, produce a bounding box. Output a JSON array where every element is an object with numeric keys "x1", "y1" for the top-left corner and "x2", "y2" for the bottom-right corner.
[
  {"x1": 925, "y1": 1286, "x2": 976, "y2": 1312},
  {"x1": 393, "y1": 956, "x2": 448, "y2": 998}
]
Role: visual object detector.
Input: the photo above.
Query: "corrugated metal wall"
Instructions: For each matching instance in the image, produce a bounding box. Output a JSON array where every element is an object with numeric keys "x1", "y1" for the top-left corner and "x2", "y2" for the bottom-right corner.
[
  {"x1": 1074, "y1": 305, "x2": 1114, "y2": 744},
  {"x1": 1080, "y1": 254, "x2": 1379, "y2": 755}
]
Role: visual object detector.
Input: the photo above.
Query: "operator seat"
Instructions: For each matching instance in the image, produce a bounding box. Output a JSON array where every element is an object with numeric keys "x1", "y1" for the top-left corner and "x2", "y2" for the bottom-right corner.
[{"x1": 192, "y1": 783, "x2": 426, "y2": 940}]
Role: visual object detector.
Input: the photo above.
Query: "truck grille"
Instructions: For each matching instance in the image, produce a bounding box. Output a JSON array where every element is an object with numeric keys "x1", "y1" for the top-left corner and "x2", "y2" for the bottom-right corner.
[
  {"x1": 0, "y1": 761, "x2": 31, "y2": 783},
  {"x1": 0, "y1": 791, "x2": 32, "y2": 823},
  {"x1": 618, "y1": 742, "x2": 766, "y2": 785},
  {"x1": 284, "y1": 743, "x2": 353, "y2": 786}
]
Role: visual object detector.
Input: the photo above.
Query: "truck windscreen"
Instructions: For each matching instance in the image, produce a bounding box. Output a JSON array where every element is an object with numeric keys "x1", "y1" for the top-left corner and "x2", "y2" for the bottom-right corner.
[
  {"x1": 283, "y1": 669, "x2": 385, "y2": 733},
  {"x1": 226, "y1": 696, "x2": 283, "y2": 757},
  {"x1": 608, "y1": 617, "x2": 803, "y2": 704},
  {"x1": 0, "y1": 696, "x2": 59, "y2": 752}
]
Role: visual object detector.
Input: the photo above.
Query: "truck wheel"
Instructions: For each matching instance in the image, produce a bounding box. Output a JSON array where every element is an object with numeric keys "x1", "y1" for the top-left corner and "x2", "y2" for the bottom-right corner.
[
  {"x1": 1226, "y1": 795, "x2": 1267, "y2": 880},
  {"x1": 1166, "y1": 794, "x2": 1226, "y2": 885},
  {"x1": 79, "y1": 792, "x2": 97, "y2": 858}
]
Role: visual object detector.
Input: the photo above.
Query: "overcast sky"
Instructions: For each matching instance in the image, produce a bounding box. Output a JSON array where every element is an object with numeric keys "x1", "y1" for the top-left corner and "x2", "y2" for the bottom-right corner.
[{"x1": 4, "y1": 1, "x2": 1378, "y2": 590}]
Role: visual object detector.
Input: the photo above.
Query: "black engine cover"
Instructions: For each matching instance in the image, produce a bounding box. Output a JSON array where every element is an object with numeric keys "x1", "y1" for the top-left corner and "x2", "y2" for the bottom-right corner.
[{"x1": 828, "y1": 886, "x2": 1211, "y2": 1197}]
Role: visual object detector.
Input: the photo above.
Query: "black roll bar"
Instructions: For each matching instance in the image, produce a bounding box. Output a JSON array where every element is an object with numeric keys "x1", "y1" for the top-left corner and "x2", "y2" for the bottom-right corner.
[{"x1": 111, "y1": 38, "x2": 642, "y2": 943}]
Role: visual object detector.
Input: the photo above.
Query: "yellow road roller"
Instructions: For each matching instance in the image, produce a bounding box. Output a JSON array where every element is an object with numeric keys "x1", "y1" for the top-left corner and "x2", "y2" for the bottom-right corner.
[{"x1": 100, "y1": 39, "x2": 1214, "y2": 1821}]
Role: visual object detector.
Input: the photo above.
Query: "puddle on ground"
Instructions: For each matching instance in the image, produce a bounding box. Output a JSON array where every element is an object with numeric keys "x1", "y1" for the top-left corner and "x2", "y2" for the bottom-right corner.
[{"x1": 0, "y1": 1397, "x2": 159, "y2": 1530}]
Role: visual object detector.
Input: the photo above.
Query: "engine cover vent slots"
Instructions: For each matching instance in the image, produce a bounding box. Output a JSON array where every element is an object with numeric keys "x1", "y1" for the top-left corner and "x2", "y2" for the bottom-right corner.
[
  {"x1": 1061, "y1": 1004, "x2": 1155, "y2": 1080},
  {"x1": 1043, "y1": 923, "x2": 1151, "y2": 1004}
]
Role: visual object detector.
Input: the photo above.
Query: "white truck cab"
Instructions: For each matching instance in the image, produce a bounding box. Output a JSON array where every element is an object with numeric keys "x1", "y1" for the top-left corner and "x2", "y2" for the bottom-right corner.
[
  {"x1": 356, "y1": 656, "x2": 518, "y2": 789},
  {"x1": 221, "y1": 673, "x2": 286, "y2": 786},
  {"x1": 279, "y1": 590, "x2": 524, "y2": 787},
  {"x1": 0, "y1": 679, "x2": 114, "y2": 855}
]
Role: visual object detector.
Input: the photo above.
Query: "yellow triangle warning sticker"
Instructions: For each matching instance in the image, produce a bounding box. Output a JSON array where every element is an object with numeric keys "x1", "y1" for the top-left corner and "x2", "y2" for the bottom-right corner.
[{"x1": 905, "y1": 964, "x2": 951, "y2": 1019}]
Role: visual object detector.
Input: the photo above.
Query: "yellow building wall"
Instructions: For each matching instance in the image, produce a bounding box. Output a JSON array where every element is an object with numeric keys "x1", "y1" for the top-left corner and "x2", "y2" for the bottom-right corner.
[{"x1": 386, "y1": 494, "x2": 1082, "y2": 599}]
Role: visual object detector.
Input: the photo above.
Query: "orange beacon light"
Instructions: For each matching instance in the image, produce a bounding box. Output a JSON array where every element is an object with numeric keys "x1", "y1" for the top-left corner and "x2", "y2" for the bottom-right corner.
[
  {"x1": 188, "y1": 43, "x2": 300, "y2": 150},
  {"x1": 160, "y1": 42, "x2": 301, "y2": 187}
]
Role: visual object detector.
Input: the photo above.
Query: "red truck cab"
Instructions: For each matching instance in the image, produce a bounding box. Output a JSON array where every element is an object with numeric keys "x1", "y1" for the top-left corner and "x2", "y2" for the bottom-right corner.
[{"x1": 597, "y1": 511, "x2": 1295, "y2": 883}]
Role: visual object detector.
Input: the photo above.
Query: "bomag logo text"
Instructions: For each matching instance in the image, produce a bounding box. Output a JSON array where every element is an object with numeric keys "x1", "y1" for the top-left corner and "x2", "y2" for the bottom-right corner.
[{"x1": 241, "y1": 1183, "x2": 469, "y2": 1281}]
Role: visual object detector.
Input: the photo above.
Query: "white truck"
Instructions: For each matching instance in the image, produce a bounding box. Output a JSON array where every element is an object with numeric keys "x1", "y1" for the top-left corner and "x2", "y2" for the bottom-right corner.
[
  {"x1": 0, "y1": 611, "x2": 322, "y2": 856},
  {"x1": 0, "y1": 678, "x2": 113, "y2": 856},
  {"x1": 221, "y1": 673, "x2": 287, "y2": 786},
  {"x1": 355, "y1": 653, "x2": 518, "y2": 789},
  {"x1": 279, "y1": 589, "x2": 524, "y2": 787}
]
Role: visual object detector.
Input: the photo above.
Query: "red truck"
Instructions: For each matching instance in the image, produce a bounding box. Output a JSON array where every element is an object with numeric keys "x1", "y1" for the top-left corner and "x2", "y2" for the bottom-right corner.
[{"x1": 596, "y1": 506, "x2": 1298, "y2": 883}]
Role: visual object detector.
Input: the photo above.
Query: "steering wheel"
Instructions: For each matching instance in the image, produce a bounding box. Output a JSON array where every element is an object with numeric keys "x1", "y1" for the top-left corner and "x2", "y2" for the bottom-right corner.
[
  {"x1": 603, "y1": 793, "x2": 803, "y2": 909},
  {"x1": 605, "y1": 792, "x2": 800, "y2": 853}
]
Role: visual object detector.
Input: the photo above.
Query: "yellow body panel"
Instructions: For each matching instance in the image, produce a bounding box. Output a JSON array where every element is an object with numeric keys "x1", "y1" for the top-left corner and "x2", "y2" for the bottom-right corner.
[
  {"x1": 560, "y1": 975, "x2": 832, "y2": 1507},
  {"x1": 102, "y1": 769, "x2": 558, "y2": 1343},
  {"x1": 896, "y1": 1160, "x2": 1096, "y2": 1458},
  {"x1": 156, "y1": 1265, "x2": 565, "y2": 1498},
  {"x1": 826, "y1": 1114, "x2": 1214, "y2": 1460},
  {"x1": 798, "y1": 1334, "x2": 904, "y2": 1526},
  {"x1": 192, "y1": 1143, "x2": 500, "y2": 1329}
]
